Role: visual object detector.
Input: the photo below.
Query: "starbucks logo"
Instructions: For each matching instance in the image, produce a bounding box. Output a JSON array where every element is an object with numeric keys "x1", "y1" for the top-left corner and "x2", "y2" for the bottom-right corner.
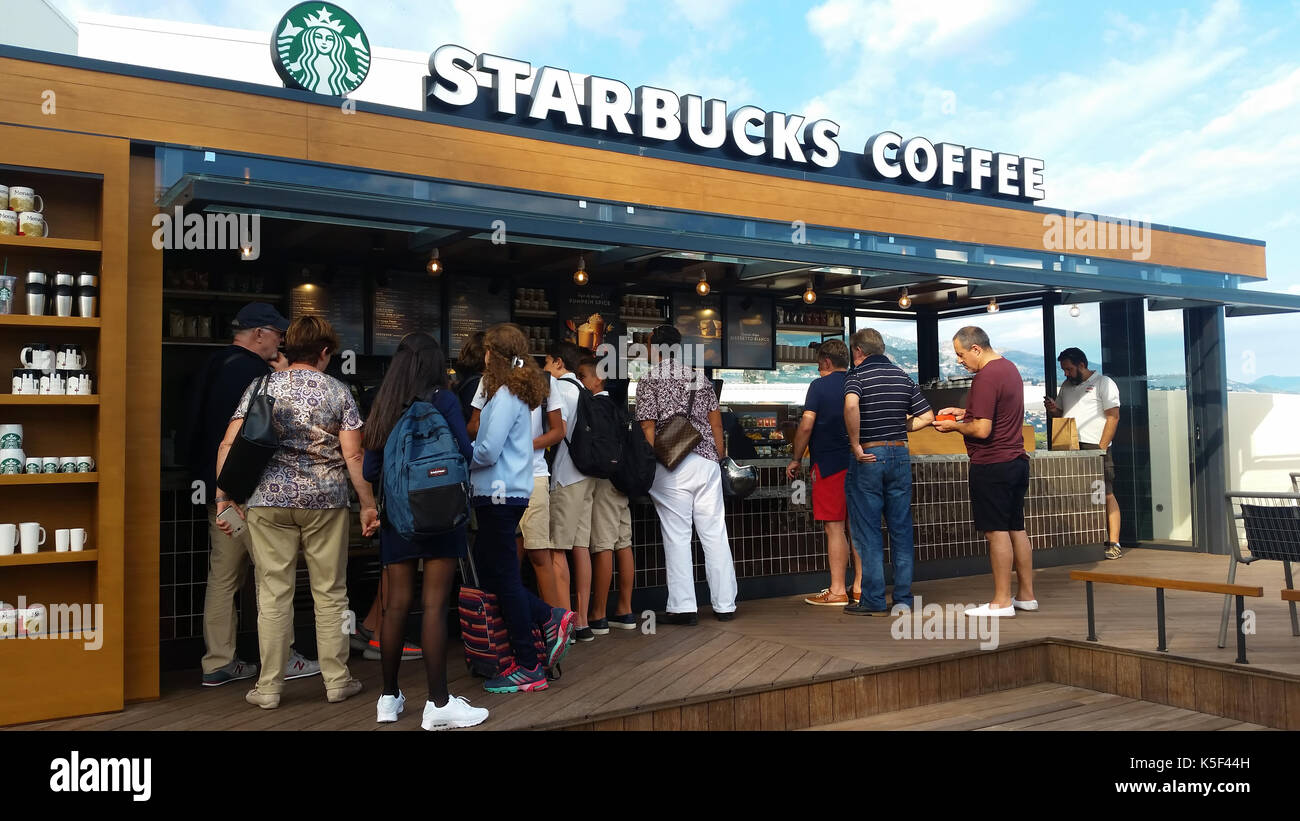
[{"x1": 272, "y1": 3, "x2": 371, "y2": 96}]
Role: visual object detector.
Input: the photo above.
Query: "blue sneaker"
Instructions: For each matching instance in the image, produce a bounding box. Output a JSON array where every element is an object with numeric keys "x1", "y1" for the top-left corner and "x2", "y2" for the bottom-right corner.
[
  {"x1": 543, "y1": 607, "x2": 576, "y2": 669},
  {"x1": 608, "y1": 613, "x2": 637, "y2": 630},
  {"x1": 589, "y1": 618, "x2": 609, "y2": 636},
  {"x1": 484, "y1": 663, "x2": 548, "y2": 693}
]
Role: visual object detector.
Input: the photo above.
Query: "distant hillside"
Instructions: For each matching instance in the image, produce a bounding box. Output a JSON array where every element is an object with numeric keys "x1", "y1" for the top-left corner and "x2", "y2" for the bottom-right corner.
[{"x1": 1252, "y1": 375, "x2": 1300, "y2": 393}]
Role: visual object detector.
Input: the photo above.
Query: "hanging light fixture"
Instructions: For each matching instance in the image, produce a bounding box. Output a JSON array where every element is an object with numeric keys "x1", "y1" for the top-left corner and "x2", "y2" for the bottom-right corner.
[
  {"x1": 1069, "y1": 303, "x2": 1081, "y2": 317},
  {"x1": 897, "y1": 287, "x2": 912, "y2": 309},
  {"x1": 802, "y1": 278, "x2": 817, "y2": 304},
  {"x1": 696, "y1": 270, "x2": 710, "y2": 296},
  {"x1": 986, "y1": 297, "x2": 1000, "y2": 313},
  {"x1": 426, "y1": 248, "x2": 442, "y2": 276},
  {"x1": 573, "y1": 255, "x2": 589, "y2": 286}
]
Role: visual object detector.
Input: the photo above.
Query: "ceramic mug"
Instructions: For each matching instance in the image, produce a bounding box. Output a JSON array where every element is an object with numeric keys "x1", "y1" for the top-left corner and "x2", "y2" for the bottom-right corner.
[
  {"x1": 18, "y1": 212, "x2": 47, "y2": 238},
  {"x1": 76, "y1": 456, "x2": 95, "y2": 473},
  {"x1": 76, "y1": 372, "x2": 93, "y2": 395},
  {"x1": 0, "y1": 523, "x2": 17, "y2": 556},
  {"x1": 55, "y1": 528, "x2": 70, "y2": 552},
  {"x1": 70, "y1": 528, "x2": 87, "y2": 552},
  {"x1": 18, "y1": 522, "x2": 45, "y2": 554},
  {"x1": 0, "y1": 423, "x2": 22, "y2": 449},
  {"x1": 0, "y1": 448, "x2": 25, "y2": 475},
  {"x1": 41, "y1": 456, "x2": 58, "y2": 474},
  {"x1": 0, "y1": 209, "x2": 16, "y2": 236},
  {"x1": 9, "y1": 187, "x2": 42, "y2": 213},
  {"x1": 59, "y1": 456, "x2": 77, "y2": 473},
  {"x1": 38, "y1": 372, "x2": 65, "y2": 395},
  {"x1": 57, "y1": 344, "x2": 86, "y2": 370},
  {"x1": 24, "y1": 457, "x2": 41, "y2": 474},
  {"x1": 19, "y1": 344, "x2": 55, "y2": 374}
]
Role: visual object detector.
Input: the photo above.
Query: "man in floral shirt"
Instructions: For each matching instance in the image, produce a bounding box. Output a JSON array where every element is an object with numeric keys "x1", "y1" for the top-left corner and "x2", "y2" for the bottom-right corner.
[{"x1": 635, "y1": 325, "x2": 737, "y2": 625}]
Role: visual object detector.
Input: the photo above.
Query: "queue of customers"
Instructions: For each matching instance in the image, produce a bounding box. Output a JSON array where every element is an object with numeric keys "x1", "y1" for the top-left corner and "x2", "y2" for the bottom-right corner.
[{"x1": 184, "y1": 307, "x2": 738, "y2": 730}]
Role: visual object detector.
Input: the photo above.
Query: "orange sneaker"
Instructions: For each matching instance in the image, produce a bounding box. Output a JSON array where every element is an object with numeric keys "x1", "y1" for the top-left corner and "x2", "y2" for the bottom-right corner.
[{"x1": 804, "y1": 589, "x2": 850, "y2": 606}]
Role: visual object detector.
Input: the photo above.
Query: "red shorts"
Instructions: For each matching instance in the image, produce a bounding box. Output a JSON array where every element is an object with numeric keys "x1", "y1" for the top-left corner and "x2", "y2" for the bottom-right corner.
[{"x1": 811, "y1": 465, "x2": 847, "y2": 522}]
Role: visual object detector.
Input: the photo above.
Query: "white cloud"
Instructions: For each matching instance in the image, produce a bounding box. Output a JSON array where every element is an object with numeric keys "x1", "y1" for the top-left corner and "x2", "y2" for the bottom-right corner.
[
  {"x1": 654, "y1": 54, "x2": 757, "y2": 105},
  {"x1": 671, "y1": 0, "x2": 743, "y2": 29},
  {"x1": 1102, "y1": 11, "x2": 1147, "y2": 44}
]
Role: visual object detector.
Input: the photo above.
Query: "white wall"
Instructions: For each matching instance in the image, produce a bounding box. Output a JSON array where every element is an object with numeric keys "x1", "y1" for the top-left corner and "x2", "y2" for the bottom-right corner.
[
  {"x1": 0, "y1": 0, "x2": 77, "y2": 54},
  {"x1": 1228, "y1": 391, "x2": 1300, "y2": 492},
  {"x1": 1148, "y1": 390, "x2": 1192, "y2": 540}
]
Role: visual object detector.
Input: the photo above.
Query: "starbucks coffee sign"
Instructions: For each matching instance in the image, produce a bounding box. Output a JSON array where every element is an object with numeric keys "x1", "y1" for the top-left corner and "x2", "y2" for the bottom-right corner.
[
  {"x1": 272, "y1": 3, "x2": 371, "y2": 95},
  {"x1": 424, "y1": 44, "x2": 1046, "y2": 202}
]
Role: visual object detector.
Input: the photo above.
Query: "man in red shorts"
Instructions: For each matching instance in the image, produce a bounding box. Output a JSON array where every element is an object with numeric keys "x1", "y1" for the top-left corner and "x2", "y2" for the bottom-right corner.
[{"x1": 787, "y1": 339, "x2": 862, "y2": 605}]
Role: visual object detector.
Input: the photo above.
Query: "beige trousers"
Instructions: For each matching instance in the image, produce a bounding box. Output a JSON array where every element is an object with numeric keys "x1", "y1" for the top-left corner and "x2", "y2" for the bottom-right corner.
[
  {"x1": 246, "y1": 506, "x2": 353, "y2": 694},
  {"x1": 201, "y1": 503, "x2": 252, "y2": 675}
]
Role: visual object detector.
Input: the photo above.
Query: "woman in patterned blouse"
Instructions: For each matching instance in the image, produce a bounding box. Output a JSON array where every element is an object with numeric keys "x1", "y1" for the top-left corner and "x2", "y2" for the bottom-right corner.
[{"x1": 215, "y1": 315, "x2": 380, "y2": 710}]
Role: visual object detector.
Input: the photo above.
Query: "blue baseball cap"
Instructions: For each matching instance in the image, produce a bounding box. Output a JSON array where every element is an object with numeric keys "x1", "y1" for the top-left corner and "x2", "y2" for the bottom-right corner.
[{"x1": 233, "y1": 302, "x2": 290, "y2": 332}]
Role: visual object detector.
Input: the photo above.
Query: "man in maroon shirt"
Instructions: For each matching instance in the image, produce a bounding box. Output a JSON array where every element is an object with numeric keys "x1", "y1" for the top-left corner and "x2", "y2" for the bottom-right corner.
[{"x1": 932, "y1": 326, "x2": 1036, "y2": 618}]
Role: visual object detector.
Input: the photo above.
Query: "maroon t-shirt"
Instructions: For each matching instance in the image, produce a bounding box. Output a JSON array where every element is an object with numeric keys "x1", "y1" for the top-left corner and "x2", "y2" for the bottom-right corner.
[{"x1": 963, "y1": 357, "x2": 1027, "y2": 465}]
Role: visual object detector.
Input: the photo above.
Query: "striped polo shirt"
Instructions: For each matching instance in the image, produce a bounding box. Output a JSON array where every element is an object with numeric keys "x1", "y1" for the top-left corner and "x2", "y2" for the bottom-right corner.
[{"x1": 843, "y1": 354, "x2": 931, "y2": 443}]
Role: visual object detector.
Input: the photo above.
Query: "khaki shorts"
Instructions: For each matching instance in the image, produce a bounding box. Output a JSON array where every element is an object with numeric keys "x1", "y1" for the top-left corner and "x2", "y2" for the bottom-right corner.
[
  {"x1": 519, "y1": 475, "x2": 553, "y2": 550},
  {"x1": 550, "y1": 477, "x2": 595, "y2": 550},
  {"x1": 590, "y1": 478, "x2": 633, "y2": 553}
]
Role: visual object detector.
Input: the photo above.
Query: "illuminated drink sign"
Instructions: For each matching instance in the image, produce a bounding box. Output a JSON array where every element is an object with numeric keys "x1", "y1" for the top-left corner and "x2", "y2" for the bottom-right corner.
[{"x1": 424, "y1": 44, "x2": 1045, "y2": 202}]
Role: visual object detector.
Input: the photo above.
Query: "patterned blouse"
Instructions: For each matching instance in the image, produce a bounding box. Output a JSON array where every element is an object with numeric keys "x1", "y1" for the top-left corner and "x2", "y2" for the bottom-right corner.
[
  {"x1": 232, "y1": 369, "x2": 363, "y2": 509},
  {"x1": 635, "y1": 359, "x2": 720, "y2": 462}
]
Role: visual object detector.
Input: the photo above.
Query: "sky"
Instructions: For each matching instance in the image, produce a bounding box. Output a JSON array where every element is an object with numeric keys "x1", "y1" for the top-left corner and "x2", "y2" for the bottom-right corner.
[{"x1": 51, "y1": 0, "x2": 1300, "y2": 382}]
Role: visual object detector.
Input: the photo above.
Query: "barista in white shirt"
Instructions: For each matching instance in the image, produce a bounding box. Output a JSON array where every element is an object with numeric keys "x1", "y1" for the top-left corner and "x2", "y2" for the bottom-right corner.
[{"x1": 1045, "y1": 347, "x2": 1123, "y2": 560}]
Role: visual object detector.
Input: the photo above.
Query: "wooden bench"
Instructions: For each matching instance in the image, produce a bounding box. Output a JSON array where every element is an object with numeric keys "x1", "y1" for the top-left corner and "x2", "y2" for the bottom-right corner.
[{"x1": 1069, "y1": 570, "x2": 1264, "y2": 664}]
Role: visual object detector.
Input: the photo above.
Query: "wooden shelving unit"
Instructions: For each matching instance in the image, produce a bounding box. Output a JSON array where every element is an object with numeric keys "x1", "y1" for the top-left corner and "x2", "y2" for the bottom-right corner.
[{"x1": 0, "y1": 136, "x2": 127, "y2": 727}]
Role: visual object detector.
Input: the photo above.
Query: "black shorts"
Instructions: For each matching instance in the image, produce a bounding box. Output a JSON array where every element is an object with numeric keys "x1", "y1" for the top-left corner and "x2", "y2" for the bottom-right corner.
[
  {"x1": 969, "y1": 457, "x2": 1030, "y2": 533},
  {"x1": 1079, "y1": 443, "x2": 1115, "y2": 497}
]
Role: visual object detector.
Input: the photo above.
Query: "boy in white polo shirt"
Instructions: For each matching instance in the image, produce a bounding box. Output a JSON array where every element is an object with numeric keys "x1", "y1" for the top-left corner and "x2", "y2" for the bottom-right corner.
[
  {"x1": 544, "y1": 341, "x2": 597, "y2": 642},
  {"x1": 1046, "y1": 347, "x2": 1124, "y2": 559}
]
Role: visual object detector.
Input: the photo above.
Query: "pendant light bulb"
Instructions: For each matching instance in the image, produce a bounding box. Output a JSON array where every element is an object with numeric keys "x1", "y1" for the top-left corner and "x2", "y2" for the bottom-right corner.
[
  {"x1": 987, "y1": 297, "x2": 1000, "y2": 313},
  {"x1": 696, "y1": 271, "x2": 710, "y2": 296},
  {"x1": 426, "y1": 248, "x2": 442, "y2": 276},
  {"x1": 573, "y1": 255, "x2": 588, "y2": 286},
  {"x1": 1069, "y1": 303, "x2": 1081, "y2": 318},
  {"x1": 802, "y1": 280, "x2": 817, "y2": 304},
  {"x1": 898, "y1": 287, "x2": 912, "y2": 309}
]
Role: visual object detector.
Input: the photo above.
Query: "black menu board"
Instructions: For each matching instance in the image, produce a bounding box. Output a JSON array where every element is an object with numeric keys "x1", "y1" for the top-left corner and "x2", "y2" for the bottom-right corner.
[
  {"x1": 724, "y1": 294, "x2": 774, "y2": 369},
  {"x1": 560, "y1": 286, "x2": 619, "y2": 354},
  {"x1": 448, "y1": 275, "x2": 510, "y2": 358},
  {"x1": 290, "y1": 271, "x2": 364, "y2": 357},
  {"x1": 671, "y1": 290, "x2": 723, "y2": 369},
  {"x1": 374, "y1": 272, "x2": 442, "y2": 356}
]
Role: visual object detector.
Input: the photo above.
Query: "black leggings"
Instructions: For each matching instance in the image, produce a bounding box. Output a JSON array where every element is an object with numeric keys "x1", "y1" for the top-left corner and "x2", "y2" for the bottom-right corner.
[
  {"x1": 380, "y1": 557, "x2": 456, "y2": 706},
  {"x1": 473, "y1": 504, "x2": 552, "y2": 668}
]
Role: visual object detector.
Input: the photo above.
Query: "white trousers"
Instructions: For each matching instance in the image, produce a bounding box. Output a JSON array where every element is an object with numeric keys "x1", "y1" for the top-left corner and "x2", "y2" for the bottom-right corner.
[{"x1": 648, "y1": 452, "x2": 738, "y2": 614}]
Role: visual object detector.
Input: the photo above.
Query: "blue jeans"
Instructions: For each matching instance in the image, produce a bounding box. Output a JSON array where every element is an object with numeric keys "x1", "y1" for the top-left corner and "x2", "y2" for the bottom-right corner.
[{"x1": 846, "y1": 445, "x2": 914, "y2": 610}]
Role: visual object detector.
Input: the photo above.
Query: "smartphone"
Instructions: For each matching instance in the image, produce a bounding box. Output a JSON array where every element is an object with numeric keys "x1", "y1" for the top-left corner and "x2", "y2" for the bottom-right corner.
[{"x1": 216, "y1": 505, "x2": 247, "y2": 539}]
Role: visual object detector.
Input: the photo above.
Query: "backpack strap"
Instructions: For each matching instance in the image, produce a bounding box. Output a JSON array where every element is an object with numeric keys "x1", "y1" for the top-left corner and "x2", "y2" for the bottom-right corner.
[{"x1": 557, "y1": 374, "x2": 585, "y2": 447}]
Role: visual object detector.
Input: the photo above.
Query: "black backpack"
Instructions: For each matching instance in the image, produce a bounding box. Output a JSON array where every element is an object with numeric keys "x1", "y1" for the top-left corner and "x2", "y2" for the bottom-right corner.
[
  {"x1": 611, "y1": 418, "x2": 657, "y2": 498},
  {"x1": 560, "y1": 375, "x2": 624, "y2": 479}
]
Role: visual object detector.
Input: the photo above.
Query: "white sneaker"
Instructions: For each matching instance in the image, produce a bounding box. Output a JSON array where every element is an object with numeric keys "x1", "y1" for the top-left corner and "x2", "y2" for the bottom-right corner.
[
  {"x1": 422, "y1": 695, "x2": 489, "y2": 731},
  {"x1": 284, "y1": 649, "x2": 321, "y2": 681},
  {"x1": 1012, "y1": 598, "x2": 1039, "y2": 611},
  {"x1": 965, "y1": 602, "x2": 1015, "y2": 618},
  {"x1": 377, "y1": 691, "x2": 405, "y2": 723}
]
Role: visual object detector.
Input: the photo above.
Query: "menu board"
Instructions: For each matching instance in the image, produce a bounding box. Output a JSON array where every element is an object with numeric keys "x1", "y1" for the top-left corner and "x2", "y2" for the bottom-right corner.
[
  {"x1": 289, "y1": 271, "x2": 364, "y2": 356},
  {"x1": 724, "y1": 294, "x2": 774, "y2": 369},
  {"x1": 560, "y1": 286, "x2": 619, "y2": 353},
  {"x1": 447, "y1": 275, "x2": 510, "y2": 359},
  {"x1": 373, "y1": 271, "x2": 442, "y2": 356},
  {"x1": 671, "y1": 290, "x2": 723, "y2": 369}
]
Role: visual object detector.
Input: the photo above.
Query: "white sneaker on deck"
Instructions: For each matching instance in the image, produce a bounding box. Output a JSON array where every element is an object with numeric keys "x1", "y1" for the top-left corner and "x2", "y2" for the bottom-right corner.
[
  {"x1": 965, "y1": 602, "x2": 1015, "y2": 618},
  {"x1": 377, "y1": 690, "x2": 405, "y2": 723},
  {"x1": 421, "y1": 695, "x2": 489, "y2": 731},
  {"x1": 1012, "y1": 598, "x2": 1039, "y2": 611}
]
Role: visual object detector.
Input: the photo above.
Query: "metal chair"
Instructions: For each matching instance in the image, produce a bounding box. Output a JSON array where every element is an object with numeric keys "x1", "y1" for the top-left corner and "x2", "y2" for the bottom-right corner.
[{"x1": 1218, "y1": 491, "x2": 1300, "y2": 647}]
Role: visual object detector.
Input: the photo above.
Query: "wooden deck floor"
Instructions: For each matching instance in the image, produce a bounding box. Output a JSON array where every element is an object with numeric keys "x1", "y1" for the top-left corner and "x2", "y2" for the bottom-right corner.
[
  {"x1": 12, "y1": 548, "x2": 1300, "y2": 731},
  {"x1": 806, "y1": 683, "x2": 1269, "y2": 730}
]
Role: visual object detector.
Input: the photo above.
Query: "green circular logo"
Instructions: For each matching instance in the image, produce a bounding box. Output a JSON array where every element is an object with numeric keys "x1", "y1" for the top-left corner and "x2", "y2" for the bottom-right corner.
[{"x1": 271, "y1": 3, "x2": 371, "y2": 96}]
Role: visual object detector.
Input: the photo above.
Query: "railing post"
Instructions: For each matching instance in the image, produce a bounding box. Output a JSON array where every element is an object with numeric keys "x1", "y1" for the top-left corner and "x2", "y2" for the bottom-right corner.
[
  {"x1": 1235, "y1": 595, "x2": 1249, "y2": 664},
  {"x1": 1085, "y1": 580, "x2": 1097, "y2": 641},
  {"x1": 1155, "y1": 587, "x2": 1166, "y2": 652}
]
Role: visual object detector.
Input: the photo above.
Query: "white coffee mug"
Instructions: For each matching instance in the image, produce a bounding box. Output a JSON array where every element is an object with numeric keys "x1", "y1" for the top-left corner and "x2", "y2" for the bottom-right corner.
[
  {"x1": 39, "y1": 372, "x2": 64, "y2": 395},
  {"x1": 0, "y1": 448, "x2": 25, "y2": 475},
  {"x1": 0, "y1": 523, "x2": 17, "y2": 556},
  {"x1": 24, "y1": 457, "x2": 41, "y2": 474},
  {"x1": 18, "y1": 212, "x2": 47, "y2": 238},
  {"x1": 0, "y1": 423, "x2": 22, "y2": 449},
  {"x1": 71, "y1": 528, "x2": 87, "y2": 552},
  {"x1": 19, "y1": 346, "x2": 55, "y2": 374},
  {"x1": 18, "y1": 521, "x2": 45, "y2": 554},
  {"x1": 41, "y1": 456, "x2": 58, "y2": 474},
  {"x1": 76, "y1": 456, "x2": 95, "y2": 473},
  {"x1": 0, "y1": 209, "x2": 15, "y2": 236},
  {"x1": 59, "y1": 456, "x2": 77, "y2": 473},
  {"x1": 9, "y1": 187, "x2": 42, "y2": 213},
  {"x1": 55, "y1": 528, "x2": 70, "y2": 552},
  {"x1": 77, "y1": 373, "x2": 93, "y2": 395},
  {"x1": 57, "y1": 347, "x2": 86, "y2": 370}
]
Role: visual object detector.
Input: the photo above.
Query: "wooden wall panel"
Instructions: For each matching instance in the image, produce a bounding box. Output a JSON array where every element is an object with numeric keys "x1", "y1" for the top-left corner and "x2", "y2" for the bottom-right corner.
[{"x1": 0, "y1": 57, "x2": 1267, "y2": 278}]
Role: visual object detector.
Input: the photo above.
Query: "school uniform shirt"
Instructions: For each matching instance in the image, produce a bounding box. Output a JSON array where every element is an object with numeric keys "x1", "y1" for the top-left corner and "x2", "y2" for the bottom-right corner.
[
  {"x1": 1057, "y1": 371, "x2": 1120, "y2": 445},
  {"x1": 472, "y1": 378, "x2": 563, "y2": 479},
  {"x1": 549, "y1": 373, "x2": 586, "y2": 489}
]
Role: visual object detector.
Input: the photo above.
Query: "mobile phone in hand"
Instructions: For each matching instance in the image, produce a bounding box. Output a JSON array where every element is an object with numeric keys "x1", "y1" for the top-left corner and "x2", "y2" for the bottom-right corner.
[{"x1": 217, "y1": 505, "x2": 246, "y2": 539}]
